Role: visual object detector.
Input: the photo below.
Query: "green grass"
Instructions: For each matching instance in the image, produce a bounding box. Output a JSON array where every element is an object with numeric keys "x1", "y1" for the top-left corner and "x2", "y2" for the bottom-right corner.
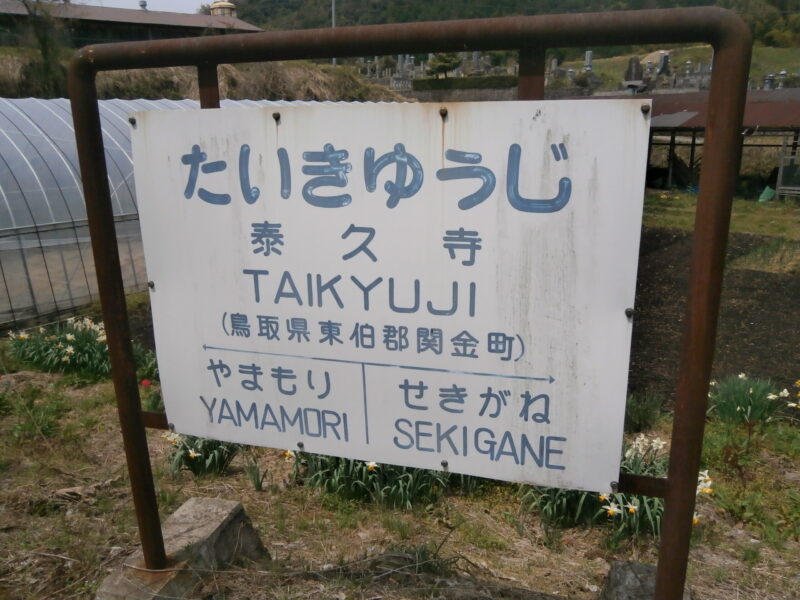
[
  {"x1": 728, "y1": 238, "x2": 800, "y2": 273},
  {"x1": 701, "y1": 417, "x2": 800, "y2": 548},
  {"x1": 461, "y1": 522, "x2": 509, "y2": 551},
  {"x1": 643, "y1": 190, "x2": 800, "y2": 241}
]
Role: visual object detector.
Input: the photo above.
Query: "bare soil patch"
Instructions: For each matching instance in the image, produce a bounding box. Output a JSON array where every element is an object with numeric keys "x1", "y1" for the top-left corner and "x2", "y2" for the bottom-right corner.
[{"x1": 630, "y1": 227, "x2": 799, "y2": 403}]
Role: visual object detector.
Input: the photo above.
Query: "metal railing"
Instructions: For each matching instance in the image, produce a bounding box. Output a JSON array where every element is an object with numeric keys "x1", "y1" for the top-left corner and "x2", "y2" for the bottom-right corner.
[{"x1": 67, "y1": 8, "x2": 751, "y2": 599}]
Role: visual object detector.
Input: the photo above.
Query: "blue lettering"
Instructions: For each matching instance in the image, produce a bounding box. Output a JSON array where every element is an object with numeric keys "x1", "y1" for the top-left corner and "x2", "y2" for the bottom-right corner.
[
  {"x1": 235, "y1": 400, "x2": 259, "y2": 429},
  {"x1": 275, "y1": 271, "x2": 303, "y2": 305},
  {"x1": 200, "y1": 395, "x2": 217, "y2": 423},
  {"x1": 350, "y1": 276, "x2": 383, "y2": 311},
  {"x1": 260, "y1": 403, "x2": 281, "y2": 431},
  {"x1": 436, "y1": 423, "x2": 460, "y2": 455},
  {"x1": 217, "y1": 398, "x2": 237, "y2": 426},
  {"x1": 389, "y1": 277, "x2": 420, "y2": 313},
  {"x1": 415, "y1": 420, "x2": 434, "y2": 452},
  {"x1": 495, "y1": 431, "x2": 519, "y2": 464},
  {"x1": 303, "y1": 408, "x2": 322, "y2": 438},
  {"x1": 315, "y1": 274, "x2": 344, "y2": 308},
  {"x1": 545, "y1": 436, "x2": 567, "y2": 470},
  {"x1": 393, "y1": 418, "x2": 414, "y2": 449},
  {"x1": 474, "y1": 427, "x2": 496, "y2": 459},
  {"x1": 280, "y1": 405, "x2": 304, "y2": 433}
]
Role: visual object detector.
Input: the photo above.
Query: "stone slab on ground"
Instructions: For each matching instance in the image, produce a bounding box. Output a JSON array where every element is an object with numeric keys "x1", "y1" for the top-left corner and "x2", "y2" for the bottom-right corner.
[
  {"x1": 601, "y1": 561, "x2": 692, "y2": 600},
  {"x1": 96, "y1": 497, "x2": 266, "y2": 600}
]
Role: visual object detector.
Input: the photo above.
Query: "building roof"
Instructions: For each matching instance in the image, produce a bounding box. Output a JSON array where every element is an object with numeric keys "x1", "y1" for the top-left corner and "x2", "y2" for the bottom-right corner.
[
  {"x1": 648, "y1": 89, "x2": 800, "y2": 130},
  {"x1": 0, "y1": 0, "x2": 261, "y2": 33}
]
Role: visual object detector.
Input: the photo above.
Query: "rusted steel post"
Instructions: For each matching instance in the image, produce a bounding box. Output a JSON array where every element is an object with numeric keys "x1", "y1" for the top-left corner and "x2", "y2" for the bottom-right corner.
[
  {"x1": 67, "y1": 59, "x2": 167, "y2": 571},
  {"x1": 654, "y1": 14, "x2": 752, "y2": 600},
  {"x1": 197, "y1": 63, "x2": 221, "y2": 108},
  {"x1": 518, "y1": 45, "x2": 545, "y2": 100}
]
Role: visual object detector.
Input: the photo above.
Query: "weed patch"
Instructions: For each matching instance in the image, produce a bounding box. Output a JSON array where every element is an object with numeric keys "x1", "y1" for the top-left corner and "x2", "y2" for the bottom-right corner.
[
  {"x1": 293, "y1": 453, "x2": 447, "y2": 509},
  {"x1": 164, "y1": 433, "x2": 240, "y2": 477}
]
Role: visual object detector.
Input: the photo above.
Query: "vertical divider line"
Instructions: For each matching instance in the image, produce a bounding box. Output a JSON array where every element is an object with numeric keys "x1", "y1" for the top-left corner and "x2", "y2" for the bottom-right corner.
[{"x1": 361, "y1": 362, "x2": 369, "y2": 445}]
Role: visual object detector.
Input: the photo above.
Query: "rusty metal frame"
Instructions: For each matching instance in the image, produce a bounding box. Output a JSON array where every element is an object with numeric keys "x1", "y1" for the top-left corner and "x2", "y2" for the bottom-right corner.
[{"x1": 67, "y1": 7, "x2": 751, "y2": 599}]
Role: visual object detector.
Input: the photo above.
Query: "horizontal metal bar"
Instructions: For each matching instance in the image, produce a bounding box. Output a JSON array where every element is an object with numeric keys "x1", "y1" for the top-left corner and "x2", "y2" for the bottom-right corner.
[
  {"x1": 70, "y1": 7, "x2": 747, "y2": 74},
  {"x1": 141, "y1": 411, "x2": 168, "y2": 430},
  {"x1": 618, "y1": 472, "x2": 669, "y2": 498}
]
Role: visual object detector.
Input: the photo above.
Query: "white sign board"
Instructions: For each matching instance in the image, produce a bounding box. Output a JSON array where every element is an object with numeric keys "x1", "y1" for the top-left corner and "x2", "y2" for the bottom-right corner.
[{"x1": 132, "y1": 100, "x2": 650, "y2": 493}]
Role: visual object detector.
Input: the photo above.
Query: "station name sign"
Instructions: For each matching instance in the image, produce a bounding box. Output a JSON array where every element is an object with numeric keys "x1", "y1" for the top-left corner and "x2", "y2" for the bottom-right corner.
[{"x1": 132, "y1": 100, "x2": 650, "y2": 493}]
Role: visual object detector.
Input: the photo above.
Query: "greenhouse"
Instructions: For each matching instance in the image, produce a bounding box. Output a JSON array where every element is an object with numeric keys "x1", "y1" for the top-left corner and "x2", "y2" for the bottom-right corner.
[{"x1": 0, "y1": 97, "x2": 280, "y2": 330}]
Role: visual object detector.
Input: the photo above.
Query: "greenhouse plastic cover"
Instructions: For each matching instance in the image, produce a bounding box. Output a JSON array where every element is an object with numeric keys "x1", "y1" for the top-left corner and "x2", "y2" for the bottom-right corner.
[{"x1": 0, "y1": 97, "x2": 317, "y2": 327}]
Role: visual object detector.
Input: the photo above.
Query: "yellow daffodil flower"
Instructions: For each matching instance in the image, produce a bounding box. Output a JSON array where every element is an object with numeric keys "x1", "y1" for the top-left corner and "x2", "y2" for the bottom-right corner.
[
  {"x1": 603, "y1": 502, "x2": 621, "y2": 516},
  {"x1": 65, "y1": 345, "x2": 74, "y2": 355},
  {"x1": 624, "y1": 503, "x2": 638, "y2": 514},
  {"x1": 366, "y1": 461, "x2": 378, "y2": 471},
  {"x1": 18, "y1": 332, "x2": 29, "y2": 340},
  {"x1": 598, "y1": 494, "x2": 608, "y2": 502},
  {"x1": 283, "y1": 450, "x2": 295, "y2": 461},
  {"x1": 188, "y1": 450, "x2": 200, "y2": 459},
  {"x1": 66, "y1": 333, "x2": 76, "y2": 341},
  {"x1": 692, "y1": 513, "x2": 700, "y2": 525},
  {"x1": 61, "y1": 356, "x2": 70, "y2": 363}
]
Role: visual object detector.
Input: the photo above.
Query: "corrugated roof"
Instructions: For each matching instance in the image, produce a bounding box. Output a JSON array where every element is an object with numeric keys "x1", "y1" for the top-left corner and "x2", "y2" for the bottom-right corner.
[
  {"x1": 648, "y1": 89, "x2": 800, "y2": 130},
  {"x1": 0, "y1": 0, "x2": 261, "y2": 33}
]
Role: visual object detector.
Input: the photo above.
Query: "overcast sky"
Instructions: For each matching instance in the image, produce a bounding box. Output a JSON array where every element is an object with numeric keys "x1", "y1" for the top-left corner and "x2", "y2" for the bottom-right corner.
[{"x1": 79, "y1": 1, "x2": 203, "y2": 13}]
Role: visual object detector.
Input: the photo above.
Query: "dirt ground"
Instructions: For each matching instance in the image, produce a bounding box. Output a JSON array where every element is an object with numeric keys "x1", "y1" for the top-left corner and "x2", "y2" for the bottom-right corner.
[{"x1": 629, "y1": 227, "x2": 799, "y2": 402}]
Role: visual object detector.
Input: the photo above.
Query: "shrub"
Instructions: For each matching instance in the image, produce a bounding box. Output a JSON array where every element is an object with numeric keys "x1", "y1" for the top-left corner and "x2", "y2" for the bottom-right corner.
[
  {"x1": 624, "y1": 390, "x2": 663, "y2": 433},
  {"x1": 164, "y1": 433, "x2": 240, "y2": 477},
  {"x1": 291, "y1": 452, "x2": 447, "y2": 510},
  {"x1": 708, "y1": 374, "x2": 782, "y2": 441},
  {"x1": 7, "y1": 318, "x2": 158, "y2": 382}
]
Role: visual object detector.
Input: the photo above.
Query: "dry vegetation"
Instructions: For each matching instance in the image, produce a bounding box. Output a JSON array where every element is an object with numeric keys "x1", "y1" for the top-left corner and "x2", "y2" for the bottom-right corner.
[
  {"x1": 0, "y1": 368, "x2": 797, "y2": 599},
  {"x1": 94, "y1": 62, "x2": 405, "y2": 103}
]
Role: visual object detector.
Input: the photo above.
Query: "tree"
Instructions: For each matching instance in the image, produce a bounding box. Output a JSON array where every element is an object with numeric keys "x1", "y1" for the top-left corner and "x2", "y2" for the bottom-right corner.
[
  {"x1": 426, "y1": 53, "x2": 461, "y2": 78},
  {"x1": 17, "y1": 0, "x2": 70, "y2": 97}
]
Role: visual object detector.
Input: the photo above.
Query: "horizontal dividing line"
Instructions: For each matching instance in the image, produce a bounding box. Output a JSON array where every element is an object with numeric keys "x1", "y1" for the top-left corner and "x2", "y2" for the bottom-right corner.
[{"x1": 202, "y1": 344, "x2": 554, "y2": 383}]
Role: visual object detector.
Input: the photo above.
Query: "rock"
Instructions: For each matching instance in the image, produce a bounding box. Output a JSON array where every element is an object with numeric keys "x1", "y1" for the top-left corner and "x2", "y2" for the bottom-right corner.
[
  {"x1": 601, "y1": 561, "x2": 692, "y2": 600},
  {"x1": 96, "y1": 497, "x2": 266, "y2": 599}
]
